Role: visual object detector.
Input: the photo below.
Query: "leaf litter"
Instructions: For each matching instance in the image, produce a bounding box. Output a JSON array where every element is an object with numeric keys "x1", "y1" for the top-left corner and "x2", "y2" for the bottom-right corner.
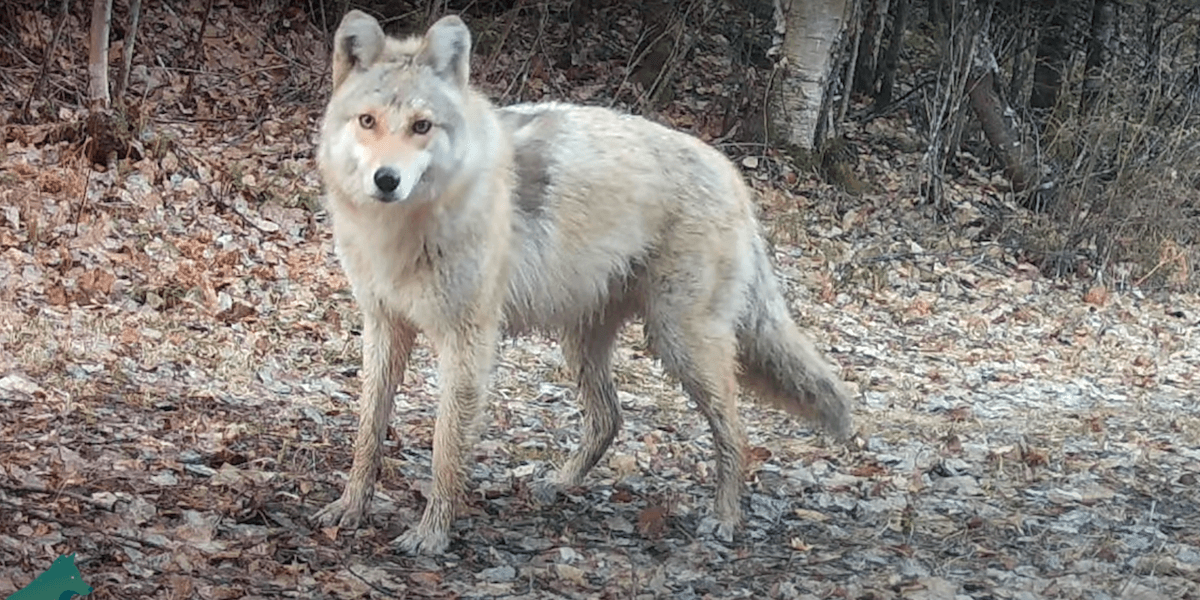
[{"x1": 0, "y1": 2, "x2": 1197, "y2": 599}]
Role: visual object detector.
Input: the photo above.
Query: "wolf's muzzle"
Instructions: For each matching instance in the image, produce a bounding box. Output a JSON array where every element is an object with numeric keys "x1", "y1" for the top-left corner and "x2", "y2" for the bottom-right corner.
[{"x1": 373, "y1": 167, "x2": 401, "y2": 200}]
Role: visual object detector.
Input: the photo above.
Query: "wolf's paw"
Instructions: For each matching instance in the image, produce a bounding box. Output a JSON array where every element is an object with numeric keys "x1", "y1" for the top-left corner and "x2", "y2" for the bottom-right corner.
[
  {"x1": 312, "y1": 495, "x2": 367, "y2": 530},
  {"x1": 393, "y1": 526, "x2": 450, "y2": 555},
  {"x1": 714, "y1": 520, "x2": 736, "y2": 544},
  {"x1": 698, "y1": 515, "x2": 738, "y2": 545},
  {"x1": 530, "y1": 478, "x2": 562, "y2": 506}
]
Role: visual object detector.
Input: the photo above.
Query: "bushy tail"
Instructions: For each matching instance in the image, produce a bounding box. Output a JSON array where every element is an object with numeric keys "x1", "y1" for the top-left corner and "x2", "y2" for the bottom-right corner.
[{"x1": 735, "y1": 243, "x2": 853, "y2": 440}]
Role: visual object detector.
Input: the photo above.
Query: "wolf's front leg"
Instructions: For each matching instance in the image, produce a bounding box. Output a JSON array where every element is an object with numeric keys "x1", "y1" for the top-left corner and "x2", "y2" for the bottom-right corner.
[
  {"x1": 314, "y1": 310, "x2": 416, "y2": 529},
  {"x1": 394, "y1": 323, "x2": 498, "y2": 555}
]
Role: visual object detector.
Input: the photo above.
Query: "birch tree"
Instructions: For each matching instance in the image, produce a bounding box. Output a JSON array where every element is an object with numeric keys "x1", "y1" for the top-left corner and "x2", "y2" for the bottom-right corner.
[{"x1": 769, "y1": 0, "x2": 855, "y2": 150}]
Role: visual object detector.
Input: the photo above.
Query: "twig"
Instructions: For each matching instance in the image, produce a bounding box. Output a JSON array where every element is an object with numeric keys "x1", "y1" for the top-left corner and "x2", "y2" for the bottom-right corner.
[
  {"x1": 73, "y1": 165, "x2": 94, "y2": 238},
  {"x1": 0, "y1": 482, "x2": 116, "y2": 511},
  {"x1": 638, "y1": 0, "x2": 720, "y2": 111},
  {"x1": 22, "y1": 0, "x2": 72, "y2": 118},
  {"x1": 483, "y1": 0, "x2": 527, "y2": 76},
  {"x1": 860, "y1": 75, "x2": 939, "y2": 121},
  {"x1": 623, "y1": 544, "x2": 639, "y2": 600},
  {"x1": 610, "y1": 13, "x2": 677, "y2": 109},
  {"x1": 113, "y1": 0, "x2": 144, "y2": 103},
  {"x1": 184, "y1": 0, "x2": 216, "y2": 98},
  {"x1": 501, "y1": 5, "x2": 548, "y2": 103},
  {"x1": 0, "y1": 495, "x2": 176, "y2": 552},
  {"x1": 344, "y1": 559, "x2": 406, "y2": 597},
  {"x1": 1133, "y1": 240, "x2": 1187, "y2": 288}
]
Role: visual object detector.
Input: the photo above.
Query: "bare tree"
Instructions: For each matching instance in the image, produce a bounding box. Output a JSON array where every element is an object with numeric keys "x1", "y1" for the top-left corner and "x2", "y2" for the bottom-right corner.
[
  {"x1": 88, "y1": 0, "x2": 113, "y2": 108},
  {"x1": 113, "y1": 0, "x2": 144, "y2": 103},
  {"x1": 918, "y1": 0, "x2": 977, "y2": 207},
  {"x1": 630, "y1": 0, "x2": 721, "y2": 110},
  {"x1": 1142, "y1": 0, "x2": 1160, "y2": 76},
  {"x1": 967, "y1": 34, "x2": 1038, "y2": 195},
  {"x1": 1003, "y1": 1, "x2": 1034, "y2": 106},
  {"x1": 84, "y1": 0, "x2": 146, "y2": 164},
  {"x1": 1081, "y1": 0, "x2": 1114, "y2": 114},
  {"x1": 853, "y1": 0, "x2": 890, "y2": 95},
  {"x1": 769, "y1": 0, "x2": 856, "y2": 151},
  {"x1": 874, "y1": 0, "x2": 908, "y2": 106},
  {"x1": 1029, "y1": 1, "x2": 1079, "y2": 124},
  {"x1": 920, "y1": 0, "x2": 1056, "y2": 208}
]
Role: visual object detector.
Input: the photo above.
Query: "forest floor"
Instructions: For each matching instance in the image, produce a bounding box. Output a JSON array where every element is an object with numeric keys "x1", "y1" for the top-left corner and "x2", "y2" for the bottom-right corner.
[{"x1": 1, "y1": 2, "x2": 1198, "y2": 599}]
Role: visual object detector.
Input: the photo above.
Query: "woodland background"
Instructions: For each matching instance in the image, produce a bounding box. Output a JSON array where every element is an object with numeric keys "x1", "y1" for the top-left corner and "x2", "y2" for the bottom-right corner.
[{"x1": 0, "y1": 1, "x2": 1197, "y2": 599}]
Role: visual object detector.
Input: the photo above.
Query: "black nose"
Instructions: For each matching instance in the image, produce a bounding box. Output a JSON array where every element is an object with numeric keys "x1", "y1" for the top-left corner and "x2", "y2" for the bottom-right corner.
[{"x1": 374, "y1": 168, "x2": 400, "y2": 194}]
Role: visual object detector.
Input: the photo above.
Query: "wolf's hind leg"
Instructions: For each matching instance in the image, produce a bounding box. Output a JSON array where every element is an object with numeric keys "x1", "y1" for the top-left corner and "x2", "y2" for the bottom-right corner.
[
  {"x1": 313, "y1": 310, "x2": 416, "y2": 529},
  {"x1": 533, "y1": 313, "x2": 625, "y2": 504},
  {"x1": 646, "y1": 305, "x2": 747, "y2": 543}
]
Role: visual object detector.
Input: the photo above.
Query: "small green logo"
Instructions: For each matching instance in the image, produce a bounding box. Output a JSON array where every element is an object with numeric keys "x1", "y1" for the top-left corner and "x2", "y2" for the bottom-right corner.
[{"x1": 5, "y1": 553, "x2": 92, "y2": 600}]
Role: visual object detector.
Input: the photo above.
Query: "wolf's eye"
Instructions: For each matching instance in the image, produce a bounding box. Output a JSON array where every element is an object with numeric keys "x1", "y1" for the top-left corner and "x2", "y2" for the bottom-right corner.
[
  {"x1": 358, "y1": 114, "x2": 376, "y2": 129},
  {"x1": 411, "y1": 119, "x2": 432, "y2": 135}
]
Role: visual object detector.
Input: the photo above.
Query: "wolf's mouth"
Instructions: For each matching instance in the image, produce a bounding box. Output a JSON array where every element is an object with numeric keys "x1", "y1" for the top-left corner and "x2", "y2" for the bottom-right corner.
[{"x1": 373, "y1": 191, "x2": 402, "y2": 203}]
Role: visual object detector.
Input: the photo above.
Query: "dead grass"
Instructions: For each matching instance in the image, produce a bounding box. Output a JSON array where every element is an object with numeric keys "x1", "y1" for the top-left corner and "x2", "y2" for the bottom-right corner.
[{"x1": 1019, "y1": 45, "x2": 1200, "y2": 291}]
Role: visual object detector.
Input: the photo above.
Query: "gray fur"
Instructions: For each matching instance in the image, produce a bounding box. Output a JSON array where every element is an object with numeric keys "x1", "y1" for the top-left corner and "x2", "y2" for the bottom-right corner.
[
  {"x1": 501, "y1": 109, "x2": 561, "y2": 219},
  {"x1": 417, "y1": 15, "x2": 472, "y2": 89},
  {"x1": 331, "y1": 10, "x2": 386, "y2": 90}
]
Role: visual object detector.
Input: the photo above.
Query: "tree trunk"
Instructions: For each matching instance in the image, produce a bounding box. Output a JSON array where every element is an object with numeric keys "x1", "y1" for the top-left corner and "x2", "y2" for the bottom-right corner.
[
  {"x1": 921, "y1": 0, "x2": 990, "y2": 208},
  {"x1": 1029, "y1": 1, "x2": 1071, "y2": 118},
  {"x1": 87, "y1": 0, "x2": 112, "y2": 108},
  {"x1": 928, "y1": 0, "x2": 950, "y2": 26},
  {"x1": 1143, "y1": 0, "x2": 1159, "y2": 75},
  {"x1": 769, "y1": 0, "x2": 854, "y2": 151},
  {"x1": 1081, "y1": 0, "x2": 1114, "y2": 113},
  {"x1": 1006, "y1": 2, "x2": 1032, "y2": 106},
  {"x1": 853, "y1": 0, "x2": 889, "y2": 95},
  {"x1": 838, "y1": 0, "x2": 862, "y2": 121},
  {"x1": 968, "y1": 33, "x2": 1046, "y2": 205},
  {"x1": 874, "y1": 0, "x2": 908, "y2": 105}
]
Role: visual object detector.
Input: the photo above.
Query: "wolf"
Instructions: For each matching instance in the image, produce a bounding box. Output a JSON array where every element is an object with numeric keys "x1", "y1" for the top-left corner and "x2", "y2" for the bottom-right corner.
[{"x1": 311, "y1": 10, "x2": 855, "y2": 555}]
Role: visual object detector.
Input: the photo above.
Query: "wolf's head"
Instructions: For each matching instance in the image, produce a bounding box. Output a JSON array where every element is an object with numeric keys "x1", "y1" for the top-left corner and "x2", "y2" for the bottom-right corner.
[{"x1": 320, "y1": 11, "x2": 474, "y2": 205}]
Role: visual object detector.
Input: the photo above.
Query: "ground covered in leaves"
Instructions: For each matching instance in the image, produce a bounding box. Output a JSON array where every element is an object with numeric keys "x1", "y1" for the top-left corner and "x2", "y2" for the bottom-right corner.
[{"x1": 1, "y1": 2, "x2": 1198, "y2": 599}]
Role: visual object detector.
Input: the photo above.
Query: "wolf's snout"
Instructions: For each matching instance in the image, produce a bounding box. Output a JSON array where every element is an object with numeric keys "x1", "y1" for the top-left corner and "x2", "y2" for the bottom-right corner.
[{"x1": 373, "y1": 168, "x2": 400, "y2": 196}]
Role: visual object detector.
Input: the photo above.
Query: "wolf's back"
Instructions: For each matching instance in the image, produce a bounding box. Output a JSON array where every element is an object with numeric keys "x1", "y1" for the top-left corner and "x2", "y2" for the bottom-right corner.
[
  {"x1": 497, "y1": 102, "x2": 853, "y2": 438},
  {"x1": 495, "y1": 102, "x2": 758, "y2": 327}
]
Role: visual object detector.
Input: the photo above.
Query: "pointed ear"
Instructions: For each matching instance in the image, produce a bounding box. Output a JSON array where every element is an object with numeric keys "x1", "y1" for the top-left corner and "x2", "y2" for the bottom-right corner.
[
  {"x1": 332, "y1": 10, "x2": 385, "y2": 91},
  {"x1": 417, "y1": 15, "x2": 472, "y2": 89}
]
